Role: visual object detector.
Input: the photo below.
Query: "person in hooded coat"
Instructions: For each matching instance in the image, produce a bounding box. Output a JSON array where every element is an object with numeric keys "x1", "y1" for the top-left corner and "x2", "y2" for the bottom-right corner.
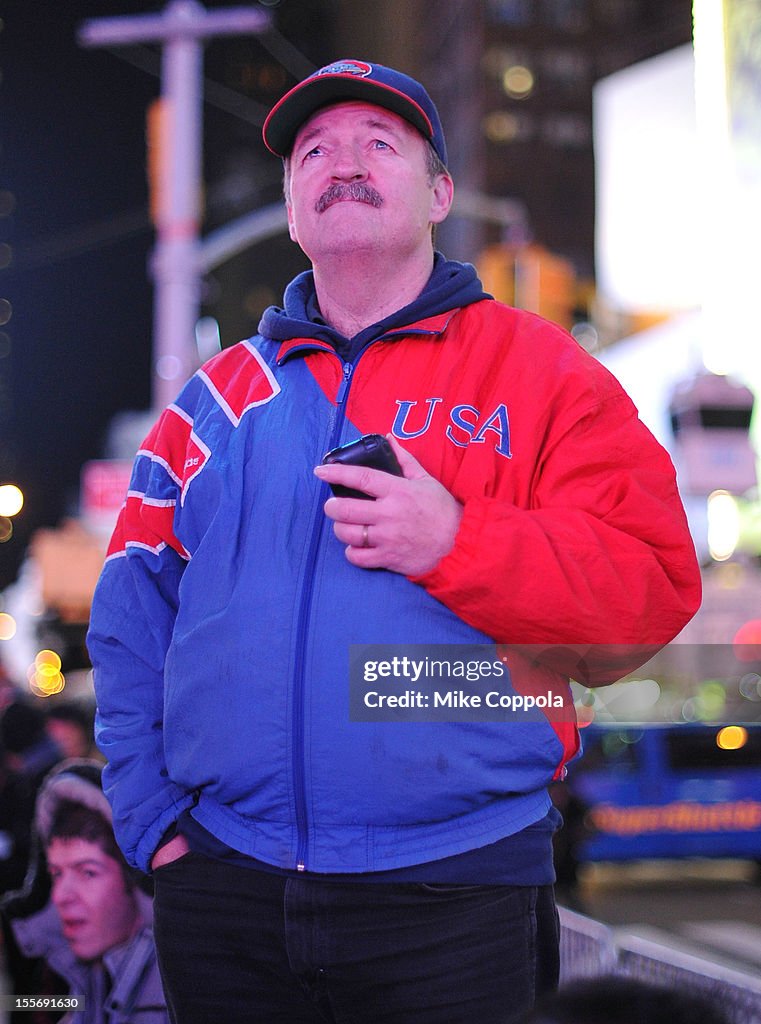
[{"x1": 3, "y1": 760, "x2": 168, "y2": 1024}]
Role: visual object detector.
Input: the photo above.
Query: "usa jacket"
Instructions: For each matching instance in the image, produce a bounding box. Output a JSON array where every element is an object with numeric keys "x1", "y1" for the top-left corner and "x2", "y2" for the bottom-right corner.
[{"x1": 87, "y1": 259, "x2": 701, "y2": 875}]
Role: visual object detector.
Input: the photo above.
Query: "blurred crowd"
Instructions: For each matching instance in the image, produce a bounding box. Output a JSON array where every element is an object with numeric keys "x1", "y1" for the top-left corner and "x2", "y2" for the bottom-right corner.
[
  {"x1": 0, "y1": 664, "x2": 102, "y2": 897},
  {"x1": 0, "y1": 664, "x2": 94, "y2": 1019}
]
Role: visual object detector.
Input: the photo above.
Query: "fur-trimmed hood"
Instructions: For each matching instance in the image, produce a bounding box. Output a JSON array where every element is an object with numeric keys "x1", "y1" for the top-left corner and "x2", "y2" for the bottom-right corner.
[
  {"x1": 34, "y1": 758, "x2": 111, "y2": 844},
  {"x1": 2, "y1": 758, "x2": 151, "y2": 924}
]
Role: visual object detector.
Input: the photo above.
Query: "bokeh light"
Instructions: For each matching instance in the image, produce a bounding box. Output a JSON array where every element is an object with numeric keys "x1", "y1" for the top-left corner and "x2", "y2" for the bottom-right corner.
[
  {"x1": 27, "y1": 650, "x2": 65, "y2": 697},
  {"x1": 0, "y1": 484, "x2": 23, "y2": 517},
  {"x1": 502, "y1": 65, "x2": 534, "y2": 99},
  {"x1": 0, "y1": 612, "x2": 16, "y2": 640},
  {"x1": 733, "y1": 618, "x2": 761, "y2": 662},
  {"x1": 707, "y1": 489, "x2": 740, "y2": 561},
  {"x1": 716, "y1": 725, "x2": 747, "y2": 750}
]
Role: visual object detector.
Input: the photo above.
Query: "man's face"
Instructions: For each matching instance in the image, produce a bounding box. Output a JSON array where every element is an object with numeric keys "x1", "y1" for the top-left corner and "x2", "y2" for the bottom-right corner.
[
  {"x1": 285, "y1": 101, "x2": 452, "y2": 265},
  {"x1": 47, "y1": 837, "x2": 140, "y2": 962}
]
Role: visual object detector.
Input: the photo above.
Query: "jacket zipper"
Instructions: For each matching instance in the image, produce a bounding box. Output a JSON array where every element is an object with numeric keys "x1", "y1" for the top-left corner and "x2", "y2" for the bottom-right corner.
[{"x1": 291, "y1": 357, "x2": 356, "y2": 871}]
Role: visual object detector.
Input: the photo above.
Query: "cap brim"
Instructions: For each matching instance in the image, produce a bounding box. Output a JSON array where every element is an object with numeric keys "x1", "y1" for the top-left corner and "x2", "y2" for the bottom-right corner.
[{"x1": 263, "y1": 75, "x2": 435, "y2": 157}]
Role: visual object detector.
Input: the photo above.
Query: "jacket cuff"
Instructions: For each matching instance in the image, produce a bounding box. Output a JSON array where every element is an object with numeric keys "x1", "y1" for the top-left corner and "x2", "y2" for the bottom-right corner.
[
  {"x1": 410, "y1": 497, "x2": 493, "y2": 595},
  {"x1": 135, "y1": 793, "x2": 196, "y2": 874}
]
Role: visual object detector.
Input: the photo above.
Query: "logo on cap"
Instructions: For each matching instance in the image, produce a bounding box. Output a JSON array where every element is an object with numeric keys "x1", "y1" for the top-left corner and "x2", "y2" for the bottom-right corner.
[{"x1": 316, "y1": 60, "x2": 372, "y2": 78}]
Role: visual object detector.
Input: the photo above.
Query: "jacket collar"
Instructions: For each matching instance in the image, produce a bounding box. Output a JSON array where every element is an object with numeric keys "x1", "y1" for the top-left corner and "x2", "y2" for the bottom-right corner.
[{"x1": 275, "y1": 309, "x2": 459, "y2": 365}]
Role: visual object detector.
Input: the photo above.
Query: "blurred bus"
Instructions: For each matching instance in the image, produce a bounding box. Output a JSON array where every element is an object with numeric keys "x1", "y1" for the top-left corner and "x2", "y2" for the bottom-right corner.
[{"x1": 566, "y1": 723, "x2": 761, "y2": 862}]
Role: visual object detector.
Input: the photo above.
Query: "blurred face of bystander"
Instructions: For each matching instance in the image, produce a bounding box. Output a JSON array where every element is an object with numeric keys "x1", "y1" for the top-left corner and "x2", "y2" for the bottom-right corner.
[
  {"x1": 47, "y1": 837, "x2": 139, "y2": 962},
  {"x1": 46, "y1": 719, "x2": 90, "y2": 759}
]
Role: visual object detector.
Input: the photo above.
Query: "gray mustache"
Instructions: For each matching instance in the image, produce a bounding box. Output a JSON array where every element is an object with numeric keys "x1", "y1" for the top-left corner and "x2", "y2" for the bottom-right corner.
[{"x1": 315, "y1": 183, "x2": 384, "y2": 213}]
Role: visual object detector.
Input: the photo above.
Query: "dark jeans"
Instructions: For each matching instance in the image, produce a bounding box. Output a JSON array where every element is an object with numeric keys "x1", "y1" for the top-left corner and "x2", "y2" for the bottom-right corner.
[{"x1": 153, "y1": 852, "x2": 559, "y2": 1024}]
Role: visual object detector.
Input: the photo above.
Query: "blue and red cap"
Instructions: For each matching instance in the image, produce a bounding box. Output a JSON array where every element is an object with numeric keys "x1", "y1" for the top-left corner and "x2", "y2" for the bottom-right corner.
[{"x1": 262, "y1": 59, "x2": 448, "y2": 167}]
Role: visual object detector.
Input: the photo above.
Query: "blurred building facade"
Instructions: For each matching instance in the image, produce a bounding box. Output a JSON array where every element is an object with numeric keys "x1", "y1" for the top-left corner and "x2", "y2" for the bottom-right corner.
[{"x1": 200, "y1": 0, "x2": 695, "y2": 348}]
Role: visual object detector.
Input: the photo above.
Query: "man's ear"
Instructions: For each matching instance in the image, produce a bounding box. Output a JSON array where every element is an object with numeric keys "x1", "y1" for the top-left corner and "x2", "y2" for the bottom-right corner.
[
  {"x1": 286, "y1": 202, "x2": 299, "y2": 244},
  {"x1": 430, "y1": 173, "x2": 454, "y2": 226}
]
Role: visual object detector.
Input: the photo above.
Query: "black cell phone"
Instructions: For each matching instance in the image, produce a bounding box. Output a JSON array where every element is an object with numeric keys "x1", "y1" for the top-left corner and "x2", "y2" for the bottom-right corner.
[{"x1": 321, "y1": 433, "x2": 403, "y2": 499}]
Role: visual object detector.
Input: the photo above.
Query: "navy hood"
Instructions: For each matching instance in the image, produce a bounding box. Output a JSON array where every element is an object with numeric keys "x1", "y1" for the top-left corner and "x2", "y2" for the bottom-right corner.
[{"x1": 258, "y1": 253, "x2": 490, "y2": 358}]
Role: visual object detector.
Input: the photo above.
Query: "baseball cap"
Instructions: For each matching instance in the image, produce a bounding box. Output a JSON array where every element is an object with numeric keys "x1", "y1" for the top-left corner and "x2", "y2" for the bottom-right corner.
[{"x1": 262, "y1": 59, "x2": 448, "y2": 167}]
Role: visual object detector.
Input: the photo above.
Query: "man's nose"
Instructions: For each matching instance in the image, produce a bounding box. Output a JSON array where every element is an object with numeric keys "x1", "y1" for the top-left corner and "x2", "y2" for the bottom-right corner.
[{"x1": 330, "y1": 144, "x2": 367, "y2": 180}]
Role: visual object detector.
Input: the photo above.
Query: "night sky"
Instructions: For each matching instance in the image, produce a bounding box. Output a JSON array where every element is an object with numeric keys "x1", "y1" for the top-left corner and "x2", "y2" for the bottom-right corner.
[{"x1": 0, "y1": 1, "x2": 329, "y2": 591}]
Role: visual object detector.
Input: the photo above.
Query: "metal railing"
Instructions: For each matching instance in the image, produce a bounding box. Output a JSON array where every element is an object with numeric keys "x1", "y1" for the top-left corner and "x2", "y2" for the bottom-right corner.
[{"x1": 559, "y1": 905, "x2": 761, "y2": 1024}]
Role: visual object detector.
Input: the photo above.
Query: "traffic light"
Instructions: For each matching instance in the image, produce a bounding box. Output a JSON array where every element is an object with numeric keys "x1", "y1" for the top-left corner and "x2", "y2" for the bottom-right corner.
[
  {"x1": 477, "y1": 243, "x2": 517, "y2": 307},
  {"x1": 476, "y1": 243, "x2": 576, "y2": 330},
  {"x1": 146, "y1": 97, "x2": 170, "y2": 227}
]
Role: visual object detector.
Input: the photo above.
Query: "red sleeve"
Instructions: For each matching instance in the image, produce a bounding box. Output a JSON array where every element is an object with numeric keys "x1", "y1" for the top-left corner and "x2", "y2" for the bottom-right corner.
[{"x1": 413, "y1": 392, "x2": 702, "y2": 685}]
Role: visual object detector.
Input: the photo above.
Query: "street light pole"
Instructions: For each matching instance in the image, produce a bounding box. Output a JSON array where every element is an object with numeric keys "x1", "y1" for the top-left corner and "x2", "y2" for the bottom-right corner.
[{"x1": 78, "y1": 0, "x2": 271, "y2": 412}]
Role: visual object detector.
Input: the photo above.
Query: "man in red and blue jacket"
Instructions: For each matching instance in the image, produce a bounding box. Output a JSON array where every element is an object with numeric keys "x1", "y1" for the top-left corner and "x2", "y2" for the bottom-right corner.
[{"x1": 88, "y1": 59, "x2": 701, "y2": 1024}]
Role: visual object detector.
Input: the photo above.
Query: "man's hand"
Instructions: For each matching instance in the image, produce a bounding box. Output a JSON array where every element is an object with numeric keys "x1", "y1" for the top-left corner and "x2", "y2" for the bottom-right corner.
[
  {"x1": 150, "y1": 832, "x2": 190, "y2": 871},
  {"x1": 314, "y1": 435, "x2": 463, "y2": 576}
]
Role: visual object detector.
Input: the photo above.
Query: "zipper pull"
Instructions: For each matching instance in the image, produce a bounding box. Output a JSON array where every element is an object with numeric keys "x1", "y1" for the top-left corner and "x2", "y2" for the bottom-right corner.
[{"x1": 336, "y1": 362, "x2": 353, "y2": 404}]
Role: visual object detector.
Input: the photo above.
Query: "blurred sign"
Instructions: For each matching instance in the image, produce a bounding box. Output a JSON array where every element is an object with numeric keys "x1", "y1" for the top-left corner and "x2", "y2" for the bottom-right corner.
[
  {"x1": 80, "y1": 459, "x2": 132, "y2": 533},
  {"x1": 669, "y1": 373, "x2": 757, "y2": 495},
  {"x1": 594, "y1": 45, "x2": 700, "y2": 313},
  {"x1": 30, "y1": 520, "x2": 106, "y2": 623}
]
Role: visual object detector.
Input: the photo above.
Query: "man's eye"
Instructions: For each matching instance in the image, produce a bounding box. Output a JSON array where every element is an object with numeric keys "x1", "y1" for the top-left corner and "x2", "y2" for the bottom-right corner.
[
  {"x1": 373, "y1": 139, "x2": 391, "y2": 150},
  {"x1": 304, "y1": 146, "x2": 323, "y2": 159}
]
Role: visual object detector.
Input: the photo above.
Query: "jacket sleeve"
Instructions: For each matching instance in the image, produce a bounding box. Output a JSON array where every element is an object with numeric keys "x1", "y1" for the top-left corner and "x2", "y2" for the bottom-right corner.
[
  {"x1": 414, "y1": 387, "x2": 702, "y2": 686},
  {"x1": 87, "y1": 409, "x2": 198, "y2": 873}
]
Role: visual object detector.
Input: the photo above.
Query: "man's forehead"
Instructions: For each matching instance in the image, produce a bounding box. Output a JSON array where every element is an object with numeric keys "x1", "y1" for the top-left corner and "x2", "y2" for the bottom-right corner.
[
  {"x1": 47, "y1": 835, "x2": 110, "y2": 865},
  {"x1": 293, "y1": 101, "x2": 419, "y2": 146}
]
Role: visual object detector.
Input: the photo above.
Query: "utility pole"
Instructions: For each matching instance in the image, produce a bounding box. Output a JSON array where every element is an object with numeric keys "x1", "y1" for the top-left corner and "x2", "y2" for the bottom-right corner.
[{"x1": 78, "y1": 1, "x2": 271, "y2": 412}]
